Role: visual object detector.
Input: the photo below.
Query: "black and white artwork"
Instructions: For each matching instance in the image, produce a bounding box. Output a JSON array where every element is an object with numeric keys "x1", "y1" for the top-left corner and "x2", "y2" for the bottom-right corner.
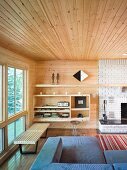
[{"x1": 73, "y1": 70, "x2": 88, "y2": 81}]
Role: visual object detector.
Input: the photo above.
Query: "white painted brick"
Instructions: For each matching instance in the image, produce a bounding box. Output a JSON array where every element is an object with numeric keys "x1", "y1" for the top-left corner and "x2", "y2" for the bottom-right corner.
[{"x1": 99, "y1": 60, "x2": 127, "y2": 120}]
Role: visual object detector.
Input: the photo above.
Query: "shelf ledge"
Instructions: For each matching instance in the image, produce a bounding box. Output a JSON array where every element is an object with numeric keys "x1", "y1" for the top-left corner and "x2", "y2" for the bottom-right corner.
[
  {"x1": 71, "y1": 108, "x2": 90, "y2": 111},
  {"x1": 33, "y1": 117, "x2": 89, "y2": 122},
  {"x1": 35, "y1": 84, "x2": 98, "y2": 88}
]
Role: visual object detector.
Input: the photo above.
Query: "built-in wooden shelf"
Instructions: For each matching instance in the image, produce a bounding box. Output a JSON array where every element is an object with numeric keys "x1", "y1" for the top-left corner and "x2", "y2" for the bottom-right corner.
[
  {"x1": 34, "y1": 84, "x2": 91, "y2": 122},
  {"x1": 35, "y1": 83, "x2": 127, "y2": 88},
  {"x1": 34, "y1": 106, "x2": 70, "y2": 109},
  {"x1": 34, "y1": 94, "x2": 90, "y2": 97},
  {"x1": 33, "y1": 117, "x2": 89, "y2": 122},
  {"x1": 34, "y1": 94, "x2": 70, "y2": 97},
  {"x1": 34, "y1": 110, "x2": 70, "y2": 113},
  {"x1": 35, "y1": 84, "x2": 98, "y2": 88},
  {"x1": 71, "y1": 108, "x2": 90, "y2": 111}
]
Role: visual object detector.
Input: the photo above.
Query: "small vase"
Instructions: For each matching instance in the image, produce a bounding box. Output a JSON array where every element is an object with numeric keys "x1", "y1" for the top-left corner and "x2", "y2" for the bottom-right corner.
[
  {"x1": 56, "y1": 73, "x2": 59, "y2": 84},
  {"x1": 52, "y1": 73, "x2": 55, "y2": 84}
]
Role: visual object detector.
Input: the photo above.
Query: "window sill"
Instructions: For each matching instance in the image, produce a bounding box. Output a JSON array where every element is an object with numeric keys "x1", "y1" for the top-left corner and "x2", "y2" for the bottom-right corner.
[
  {"x1": 0, "y1": 144, "x2": 18, "y2": 165},
  {"x1": 0, "y1": 111, "x2": 28, "y2": 128},
  {"x1": 8, "y1": 111, "x2": 28, "y2": 124}
]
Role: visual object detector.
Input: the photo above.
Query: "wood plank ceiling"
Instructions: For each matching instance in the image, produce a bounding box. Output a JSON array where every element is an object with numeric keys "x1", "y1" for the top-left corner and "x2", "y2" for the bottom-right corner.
[{"x1": 0, "y1": 0, "x2": 127, "y2": 60}]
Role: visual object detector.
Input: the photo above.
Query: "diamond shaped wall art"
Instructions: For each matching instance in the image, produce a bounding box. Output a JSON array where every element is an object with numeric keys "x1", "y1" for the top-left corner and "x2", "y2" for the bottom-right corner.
[{"x1": 73, "y1": 70, "x2": 88, "y2": 82}]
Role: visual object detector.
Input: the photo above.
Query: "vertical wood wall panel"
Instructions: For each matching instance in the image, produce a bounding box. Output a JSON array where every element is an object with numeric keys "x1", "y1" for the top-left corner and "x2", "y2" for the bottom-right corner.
[{"x1": 35, "y1": 60, "x2": 98, "y2": 128}]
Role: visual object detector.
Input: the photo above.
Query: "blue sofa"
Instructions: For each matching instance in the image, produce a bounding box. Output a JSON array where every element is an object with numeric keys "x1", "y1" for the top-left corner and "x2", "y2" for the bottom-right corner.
[{"x1": 30, "y1": 136, "x2": 127, "y2": 170}]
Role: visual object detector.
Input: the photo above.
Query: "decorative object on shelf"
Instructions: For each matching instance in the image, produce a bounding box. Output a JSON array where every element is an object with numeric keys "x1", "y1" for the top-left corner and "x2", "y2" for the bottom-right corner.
[
  {"x1": 40, "y1": 92, "x2": 42, "y2": 95},
  {"x1": 103, "y1": 100, "x2": 107, "y2": 122},
  {"x1": 77, "y1": 113, "x2": 83, "y2": 118},
  {"x1": 52, "y1": 113, "x2": 59, "y2": 118},
  {"x1": 75, "y1": 97, "x2": 86, "y2": 108},
  {"x1": 35, "y1": 113, "x2": 44, "y2": 118},
  {"x1": 65, "y1": 91, "x2": 68, "y2": 95},
  {"x1": 53, "y1": 91, "x2": 56, "y2": 95},
  {"x1": 60, "y1": 113, "x2": 69, "y2": 118},
  {"x1": 57, "y1": 101, "x2": 70, "y2": 107},
  {"x1": 73, "y1": 70, "x2": 88, "y2": 82},
  {"x1": 43, "y1": 113, "x2": 52, "y2": 117},
  {"x1": 52, "y1": 73, "x2": 55, "y2": 84},
  {"x1": 56, "y1": 73, "x2": 59, "y2": 84},
  {"x1": 122, "y1": 87, "x2": 127, "y2": 93}
]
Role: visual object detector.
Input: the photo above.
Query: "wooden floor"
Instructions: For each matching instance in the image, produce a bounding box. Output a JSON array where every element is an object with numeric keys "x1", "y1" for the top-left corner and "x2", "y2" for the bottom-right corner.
[{"x1": 1, "y1": 128, "x2": 98, "y2": 170}]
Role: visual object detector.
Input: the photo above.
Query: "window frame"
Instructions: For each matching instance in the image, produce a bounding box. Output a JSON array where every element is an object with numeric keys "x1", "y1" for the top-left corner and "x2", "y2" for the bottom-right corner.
[
  {"x1": 8, "y1": 116, "x2": 25, "y2": 145},
  {"x1": 0, "y1": 63, "x2": 5, "y2": 123},
  {"x1": 7, "y1": 66, "x2": 26, "y2": 118},
  {"x1": 0, "y1": 63, "x2": 27, "y2": 153},
  {"x1": 0, "y1": 128, "x2": 4, "y2": 153}
]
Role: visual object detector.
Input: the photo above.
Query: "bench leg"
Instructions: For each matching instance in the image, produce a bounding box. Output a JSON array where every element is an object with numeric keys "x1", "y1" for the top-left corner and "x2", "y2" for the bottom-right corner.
[{"x1": 19, "y1": 141, "x2": 39, "y2": 154}]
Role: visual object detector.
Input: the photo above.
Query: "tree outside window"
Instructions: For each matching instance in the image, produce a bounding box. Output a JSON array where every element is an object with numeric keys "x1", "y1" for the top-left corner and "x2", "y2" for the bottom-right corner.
[{"x1": 8, "y1": 67, "x2": 24, "y2": 117}]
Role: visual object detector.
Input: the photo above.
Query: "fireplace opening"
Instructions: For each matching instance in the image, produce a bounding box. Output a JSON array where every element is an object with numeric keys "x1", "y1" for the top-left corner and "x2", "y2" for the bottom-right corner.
[{"x1": 121, "y1": 103, "x2": 127, "y2": 120}]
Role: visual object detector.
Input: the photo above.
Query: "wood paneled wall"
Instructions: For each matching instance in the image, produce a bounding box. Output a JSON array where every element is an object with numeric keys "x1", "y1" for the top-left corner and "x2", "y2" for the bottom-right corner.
[
  {"x1": 0, "y1": 50, "x2": 99, "y2": 128},
  {"x1": 0, "y1": 46, "x2": 36, "y2": 126},
  {"x1": 35, "y1": 60, "x2": 98, "y2": 128}
]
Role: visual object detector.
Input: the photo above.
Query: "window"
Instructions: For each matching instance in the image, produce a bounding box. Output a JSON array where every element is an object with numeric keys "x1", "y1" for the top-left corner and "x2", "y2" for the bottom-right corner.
[
  {"x1": 8, "y1": 117, "x2": 25, "y2": 145},
  {"x1": 8, "y1": 67, "x2": 24, "y2": 117},
  {"x1": 0, "y1": 129, "x2": 4, "y2": 153},
  {"x1": 0, "y1": 65, "x2": 27, "y2": 154},
  {"x1": 8, "y1": 122, "x2": 15, "y2": 145},
  {"x1": 16, "y1": 69, "x2": 23, "y2": 113},
  {"x1": 16, "y1": 117, "x2": 25, "y2": 137},
  {"x1": 0, "y1": 65, "x2": 2, "y2": 121}
]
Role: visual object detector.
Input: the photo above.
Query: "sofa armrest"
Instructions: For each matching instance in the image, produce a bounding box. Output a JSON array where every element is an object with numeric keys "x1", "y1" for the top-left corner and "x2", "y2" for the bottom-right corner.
[
  {"x1": 104, "y1": 150, "x2": 127, "y2": 164},
  {"x1": 43, "y1": 163, "x2": 113, "y2": 170},
  {"x1": 30, "y1": 137, "x2": 62, "y2": 170},
  {"x1": 113, "y1": 163, "x2": 127, "y2": 170}
]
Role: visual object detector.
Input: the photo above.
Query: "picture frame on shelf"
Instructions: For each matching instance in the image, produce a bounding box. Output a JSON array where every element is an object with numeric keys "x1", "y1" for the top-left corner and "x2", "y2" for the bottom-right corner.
[{"x1": 75, "y1": 96, "x2": 86, "y2": 108}]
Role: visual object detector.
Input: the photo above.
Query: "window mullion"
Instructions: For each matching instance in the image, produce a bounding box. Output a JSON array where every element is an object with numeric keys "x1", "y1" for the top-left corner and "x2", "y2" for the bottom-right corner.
[
  {"x1": 23, "y1": 71, "x2": 24, "y2": 111},
  {"x1": 15, "y1": 120, "x2": 16, "y2": 138},
  {"x1": 4, "y1": 65, "x2": 8, "y2": 149},
  {"x1": 14, "y1": 69, "x2": 16, "y2": 114}
]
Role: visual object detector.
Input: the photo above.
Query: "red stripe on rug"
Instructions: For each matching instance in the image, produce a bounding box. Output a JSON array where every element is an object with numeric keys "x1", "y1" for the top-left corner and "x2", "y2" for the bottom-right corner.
[
  {"x1": 103, "y1": 135, "x2": 113, "y2": 150},
  {"x1": 120, "y1": 135, "x2": 127, "y2": 149},
  {"x1": 98, "y1": 135, "x2": 107, "y2": 150},
  {"x1": 97, "y1": 135, "x2": 127, "y2": 151},
  {"x1": 107, "y1": 135, "x2": 120, "y2": 150},
  {"x1": 113, "y1": 135, "x2": 126, "y2": 150}
]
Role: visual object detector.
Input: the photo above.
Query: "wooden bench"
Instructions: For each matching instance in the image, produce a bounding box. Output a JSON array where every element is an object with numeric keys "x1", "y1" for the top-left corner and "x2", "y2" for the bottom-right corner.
[{"x1": 14, "y1": 123, "x2": 50, "y2": 154}]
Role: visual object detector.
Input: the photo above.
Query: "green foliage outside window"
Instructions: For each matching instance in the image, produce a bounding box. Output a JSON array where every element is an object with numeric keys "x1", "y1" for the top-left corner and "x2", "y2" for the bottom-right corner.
[
  {"x1": 8, "y1": 117, "x2": 25, "y2": 145},
  {"x1": 0, "y1": 129, "x2": 3, "y2": 153},
  {"x1": 8, "y1": 67, "x2": 24, "y2": 117}
]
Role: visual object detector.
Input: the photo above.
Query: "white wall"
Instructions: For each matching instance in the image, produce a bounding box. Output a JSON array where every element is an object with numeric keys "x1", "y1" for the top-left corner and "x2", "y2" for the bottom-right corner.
[{"x1": 99, "y1": 60, "x2": 127, "y2": 120}]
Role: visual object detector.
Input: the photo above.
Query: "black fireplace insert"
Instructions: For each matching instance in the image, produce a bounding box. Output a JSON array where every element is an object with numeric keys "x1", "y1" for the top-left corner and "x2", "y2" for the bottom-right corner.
[{"x1": 121, "y1": 103, "x2": 127, "y2": 120}]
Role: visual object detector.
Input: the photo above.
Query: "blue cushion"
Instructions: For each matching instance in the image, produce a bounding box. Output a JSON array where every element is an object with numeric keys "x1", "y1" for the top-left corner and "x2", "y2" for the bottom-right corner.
[
  {"x1": 30, "y1": 137, "x2": 62, "y2": 170},
  {"x1": 41, "y1": 163, "x2": 113, "y2": 170},
  {"x1": 104, "y1": 150, "x2": 127, "y2": 164},
  {"x1": 53, "y1": 138, "x2": 63, "y2": 163},
  {"x1": 60, "y1": 136, "x2": 105, "y2": 163},
  {"x1": 113, "y1": 163, "x2": 127, "y2": 170}
]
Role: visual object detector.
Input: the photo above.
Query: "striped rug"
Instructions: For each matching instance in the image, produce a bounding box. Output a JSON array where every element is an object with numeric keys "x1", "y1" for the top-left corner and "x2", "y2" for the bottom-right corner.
[{"x1": 97, "y1": 134, "x2": 127, "y2": 151}]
